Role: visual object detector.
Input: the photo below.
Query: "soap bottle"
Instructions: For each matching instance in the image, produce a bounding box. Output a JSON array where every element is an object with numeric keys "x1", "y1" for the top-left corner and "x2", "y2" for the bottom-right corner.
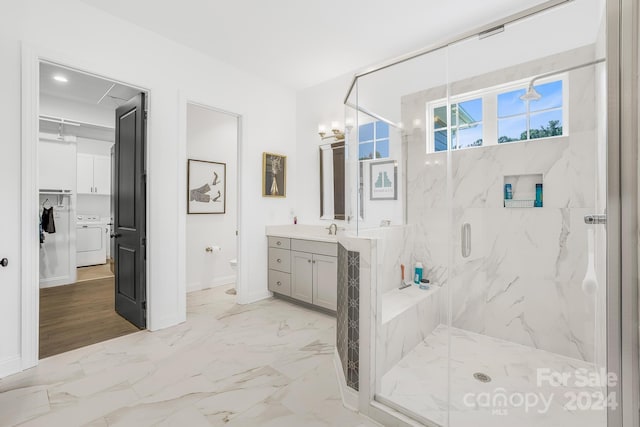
[
  {"x1": 504, "y1": 183, "x2": 513, "y2": 200},
  {"x1": 534, "y1": 183, "x2": 543, "y2": 207},
  {"x1": 414, "y1": 262, "x2": 424, "y2": 284}
]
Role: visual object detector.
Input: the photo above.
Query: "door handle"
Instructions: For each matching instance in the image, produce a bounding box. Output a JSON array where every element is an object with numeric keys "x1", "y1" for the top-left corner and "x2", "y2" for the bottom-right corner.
[
  {"x1": 110, "y1": 233, "x2": 122, "y2": 239},
  {"x1": 0, "y1": 258, "x2": 7, "y2": 267},
  {"x1": 461, "y1": 223, "x2": 471, "y2": 258}
]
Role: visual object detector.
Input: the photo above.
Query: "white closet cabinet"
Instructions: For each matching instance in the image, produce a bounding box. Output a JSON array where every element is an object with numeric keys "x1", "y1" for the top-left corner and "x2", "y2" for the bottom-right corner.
[
  {"x1": 39, "y1": 140, "x2": 76, "y2": 191},
  {"x1": 77, "y1": 154, "x2": 111, "y2": 195}
]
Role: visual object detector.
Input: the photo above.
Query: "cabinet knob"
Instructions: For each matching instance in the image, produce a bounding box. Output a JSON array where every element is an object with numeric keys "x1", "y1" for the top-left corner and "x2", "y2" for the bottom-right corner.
[
  {"x1": 0, "y1": 258, "x2": 7, "y2": 267},
  {"x1": 277, "y1": 258, "x2": 282, "y2": 263},
  {"x1": 276, "y1": 281, "x2": 282, "y2": 286},
  {"x1": 277, "y1": 241, "x2": 282, "y2": 246},
  {"x1": 313, "y1": 260, "x2": 316, "y2": 264},
  {"x1": 308, "y1": 259, "x2": 311, "y2": 263}
]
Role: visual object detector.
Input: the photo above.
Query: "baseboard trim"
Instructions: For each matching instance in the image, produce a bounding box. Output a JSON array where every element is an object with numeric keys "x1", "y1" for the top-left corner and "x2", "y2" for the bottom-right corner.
[
  {"x1": 187, "y1": 275, "x2": 236, "y2": 293},
  {"x1": 237, "y1": 291, "x2": 272, "y2": 305},
  {"x1": 149, "y1": 312, "x2": 185, "y2": 332},
  {"x1": 39, "y1": 277, "x2": 74, "y2": 288},
  {"x1": 0, "y1": 355, "x2": 23, "y2": 379}
]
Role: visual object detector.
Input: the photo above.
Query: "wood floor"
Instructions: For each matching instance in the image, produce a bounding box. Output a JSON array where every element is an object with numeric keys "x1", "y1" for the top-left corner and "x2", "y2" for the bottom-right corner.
[
  {"x1": 39, "y1": 277, "x2": 140, "y2": 359},
  {"x1": 76, "y1": 263, "x2": 114, "y2": 282}
]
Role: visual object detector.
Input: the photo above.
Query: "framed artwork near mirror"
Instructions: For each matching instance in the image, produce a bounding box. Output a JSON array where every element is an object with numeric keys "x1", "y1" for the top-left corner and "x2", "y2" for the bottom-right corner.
[
  {"x1": 188, "y1": 159, "x2": 226, "y2": 214},
  {"x1": 263, "y1": 152, "x2": 286, "y2": 197},
  {"x1": 370, "y1": 160, "x2": 397, "y2": 200}
]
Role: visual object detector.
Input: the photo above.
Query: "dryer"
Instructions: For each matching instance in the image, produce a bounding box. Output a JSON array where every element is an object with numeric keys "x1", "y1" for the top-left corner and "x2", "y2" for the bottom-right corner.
[{"x1": 76, "y1": 214, "x2": 107, "y2": 267}]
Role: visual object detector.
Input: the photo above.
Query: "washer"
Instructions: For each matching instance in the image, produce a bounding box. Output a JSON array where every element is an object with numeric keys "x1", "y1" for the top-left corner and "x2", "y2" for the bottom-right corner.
[{"x1": 76, "y1": 214, "x2": 107, "y2": 267}]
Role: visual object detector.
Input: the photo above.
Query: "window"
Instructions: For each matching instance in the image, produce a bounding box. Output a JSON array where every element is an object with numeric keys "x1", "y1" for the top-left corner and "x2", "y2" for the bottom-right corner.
[
  {"x1": 432, "y1": 98, "x2": 483, "y2": 152},
  {"x1": 359, "y1": 121, "x2": 389, "y2": 160},
  {"x1": 426, "y1": 77, "x2": 566, "y2": 152},
  {"x1": 498, "y1": 80, "x2": 563, "y2": 143}
]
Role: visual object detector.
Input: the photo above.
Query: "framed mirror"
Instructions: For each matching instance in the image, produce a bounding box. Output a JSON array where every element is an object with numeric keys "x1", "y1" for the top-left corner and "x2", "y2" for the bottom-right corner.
[{"x1": 319, "y1": 141, "x2": 345, "y2": 220}]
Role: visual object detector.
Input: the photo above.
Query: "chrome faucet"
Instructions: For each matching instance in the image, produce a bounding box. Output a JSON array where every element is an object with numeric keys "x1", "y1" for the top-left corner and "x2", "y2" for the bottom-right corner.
[{"x1": 327, "y1": 223, "x2": 338, "y2": 235}]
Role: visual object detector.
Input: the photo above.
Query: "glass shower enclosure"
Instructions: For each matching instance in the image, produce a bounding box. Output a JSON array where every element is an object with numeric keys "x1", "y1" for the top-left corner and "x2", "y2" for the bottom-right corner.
[{"x1": 344, "y1": 0, "x2": 619, "y2": 425}]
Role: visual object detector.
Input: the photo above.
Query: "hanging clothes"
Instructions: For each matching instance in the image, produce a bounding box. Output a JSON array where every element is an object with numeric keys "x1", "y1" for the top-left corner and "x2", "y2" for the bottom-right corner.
[{"x1": 42, "y1": 207, "x2": 56, "y2": 234}]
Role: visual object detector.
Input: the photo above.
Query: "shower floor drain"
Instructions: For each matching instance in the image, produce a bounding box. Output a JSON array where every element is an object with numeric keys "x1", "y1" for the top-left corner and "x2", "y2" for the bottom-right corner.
[{"x1": 473, "y1": 372, "x2": 492, "y2": 383}]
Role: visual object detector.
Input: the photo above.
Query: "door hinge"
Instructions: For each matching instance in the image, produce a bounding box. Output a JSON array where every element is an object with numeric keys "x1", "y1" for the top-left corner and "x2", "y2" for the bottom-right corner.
[
  {"x1": 142, "y1": 301, "x2": 146, "y2": 310},
  {"x1": 144, "y1": 111, "x2": 148, "y2": 120}
]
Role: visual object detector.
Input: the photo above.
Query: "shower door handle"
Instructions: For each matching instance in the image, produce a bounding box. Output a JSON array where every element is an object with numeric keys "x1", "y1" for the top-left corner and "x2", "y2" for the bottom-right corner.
[
  {"x1": 461, "y1": 223, "x2": 471, "y2": 258},
  {"x1": 584, "y1": 214, "x2": 606, "y2": 225}
]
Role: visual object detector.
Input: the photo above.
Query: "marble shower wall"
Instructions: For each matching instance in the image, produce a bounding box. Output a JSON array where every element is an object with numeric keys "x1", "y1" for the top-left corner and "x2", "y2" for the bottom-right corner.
[{"x1": 401, "y1": 45, "x2": 605, "y2": 362}]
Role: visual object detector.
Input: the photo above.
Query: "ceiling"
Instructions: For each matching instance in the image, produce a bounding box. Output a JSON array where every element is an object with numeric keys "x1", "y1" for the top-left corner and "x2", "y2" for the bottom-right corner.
[
  {"x1": 40, "y1": 62, "x2": 140, "y2": 108},
  {"x1": 81, "y1": 0, "x2": 553, "y2": 90},
  {"x1": 40, "y1": 63, "x2": 141, "y2": 141}
]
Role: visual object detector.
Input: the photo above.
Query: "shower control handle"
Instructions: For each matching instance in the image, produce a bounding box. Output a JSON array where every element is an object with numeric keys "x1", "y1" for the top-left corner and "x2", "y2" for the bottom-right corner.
[{"x1": 461, "y1": 223, "x2": 471, "y2": 258}]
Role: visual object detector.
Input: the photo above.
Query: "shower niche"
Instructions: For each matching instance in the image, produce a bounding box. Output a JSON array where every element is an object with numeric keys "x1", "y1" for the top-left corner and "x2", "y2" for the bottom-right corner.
[{"x1": 503, "y1": 173, "x2": 543, "y2": 208}]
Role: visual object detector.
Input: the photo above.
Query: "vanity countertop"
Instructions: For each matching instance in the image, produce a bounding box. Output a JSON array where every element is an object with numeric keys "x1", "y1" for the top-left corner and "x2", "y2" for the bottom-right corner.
[{"x1": 265, "y1": 224, "x2": 344, "y2": 243}]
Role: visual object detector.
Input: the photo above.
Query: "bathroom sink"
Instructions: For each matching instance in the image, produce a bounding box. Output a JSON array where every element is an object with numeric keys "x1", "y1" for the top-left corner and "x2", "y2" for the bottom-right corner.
[{"x1": 265, "y1": 224, "x2": 346, "y2": 242}]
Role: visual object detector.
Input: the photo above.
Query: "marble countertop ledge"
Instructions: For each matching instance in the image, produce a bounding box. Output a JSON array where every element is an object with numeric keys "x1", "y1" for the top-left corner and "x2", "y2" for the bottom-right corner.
[
  {"x1": 381, "y1": 284, "x2": 441, "y2": 324},
  {"x1": 265, "y1": 224, "x2": 348, "y2": 243}
]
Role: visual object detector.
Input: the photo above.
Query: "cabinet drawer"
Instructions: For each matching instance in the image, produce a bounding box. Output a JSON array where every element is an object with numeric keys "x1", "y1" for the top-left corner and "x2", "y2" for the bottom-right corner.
[
  {"x1": 268, "y1": 269, "x2": 291, "y2": 296},
  {"x1": 291, "y1": 239, "x2": 337, "y2": 257},
  {"x1": 268, "y1": 236, "x2": 290, "y2": 250},
  {"x1": 268, "y1": 248, "x2": 291, "y2": 273}
]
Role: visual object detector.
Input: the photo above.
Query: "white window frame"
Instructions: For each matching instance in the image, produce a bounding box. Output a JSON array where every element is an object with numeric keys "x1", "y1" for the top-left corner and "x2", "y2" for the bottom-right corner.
[
  {"x1": 358, "y1": 120, "x2": 390, "y2": 161},
  {"x1": 425, "y1": 74, "x2": 569, "y2": 153},
  {"x1": 427, "y1": 92, "x2": 485, "y2": 153}
]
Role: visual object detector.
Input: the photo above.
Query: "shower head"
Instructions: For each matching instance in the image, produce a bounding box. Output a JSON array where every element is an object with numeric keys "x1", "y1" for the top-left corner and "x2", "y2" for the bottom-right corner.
[
  {"x1": 520, "y1": 84, "x2": 542, "y2": 101},
  {"x1": 519, "y1": 58, "x2": 606, "y2": 103}
]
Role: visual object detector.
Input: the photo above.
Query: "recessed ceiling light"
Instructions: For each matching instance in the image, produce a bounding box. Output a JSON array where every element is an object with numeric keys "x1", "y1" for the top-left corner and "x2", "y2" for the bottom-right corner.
[{"x1": 53, "y1": 75, "x2": 68, "y2": 83}]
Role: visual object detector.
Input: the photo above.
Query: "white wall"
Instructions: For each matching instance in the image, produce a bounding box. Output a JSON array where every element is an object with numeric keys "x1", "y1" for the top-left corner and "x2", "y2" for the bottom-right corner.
[
  {"x1": 40, "y1": 94, "x2": 114, "y2": 128},
  {"x1": 0, "y1": 0, "x2": 296, "y2": 378},
  {"x1": 186, "y1": 104, "x2": 238, "y2": 292}
]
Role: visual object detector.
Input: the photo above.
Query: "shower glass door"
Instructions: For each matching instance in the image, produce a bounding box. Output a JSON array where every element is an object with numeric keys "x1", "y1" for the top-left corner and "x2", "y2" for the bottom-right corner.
[{"x1": 445, "y1": 1, "x2": 609, "y2": 426}]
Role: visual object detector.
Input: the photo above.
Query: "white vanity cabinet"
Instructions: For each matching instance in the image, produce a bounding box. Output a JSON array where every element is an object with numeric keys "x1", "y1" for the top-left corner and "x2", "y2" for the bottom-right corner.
[{"x1": 268, "y1": 236, "x2": 337, "y2": 312}]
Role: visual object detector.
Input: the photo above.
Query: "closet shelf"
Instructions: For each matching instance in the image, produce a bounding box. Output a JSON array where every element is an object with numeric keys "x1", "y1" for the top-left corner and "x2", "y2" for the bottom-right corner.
[{"x1": 39, "y1": 189, "x2": 73, "y2": 195}]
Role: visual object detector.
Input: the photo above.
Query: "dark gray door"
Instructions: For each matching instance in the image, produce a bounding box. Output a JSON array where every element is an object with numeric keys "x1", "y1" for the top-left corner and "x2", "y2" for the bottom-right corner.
[{"x1": 113, "y1": 93, "x2": 146, "y2": 329}]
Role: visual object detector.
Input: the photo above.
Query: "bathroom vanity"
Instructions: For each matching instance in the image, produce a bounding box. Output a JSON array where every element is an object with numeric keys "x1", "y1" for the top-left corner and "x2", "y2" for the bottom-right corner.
[{"x1": 266, "y1": 225, "x2": 338, "y2": 313}]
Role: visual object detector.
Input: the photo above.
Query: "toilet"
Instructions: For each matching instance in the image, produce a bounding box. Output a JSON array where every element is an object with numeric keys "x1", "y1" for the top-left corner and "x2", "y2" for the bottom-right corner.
[{"x1": 226, "y1": 259, "x2": 238, "y2": 295}]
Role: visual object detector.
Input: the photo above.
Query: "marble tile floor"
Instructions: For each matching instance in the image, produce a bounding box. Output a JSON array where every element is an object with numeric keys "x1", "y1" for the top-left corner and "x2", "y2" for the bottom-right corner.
[
  {"x1": 379, "y1": 325, "x2": 608, "y2": 427},
  {"x1": 0, "y1": 287, "x2": 379, "y2": 427}
]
